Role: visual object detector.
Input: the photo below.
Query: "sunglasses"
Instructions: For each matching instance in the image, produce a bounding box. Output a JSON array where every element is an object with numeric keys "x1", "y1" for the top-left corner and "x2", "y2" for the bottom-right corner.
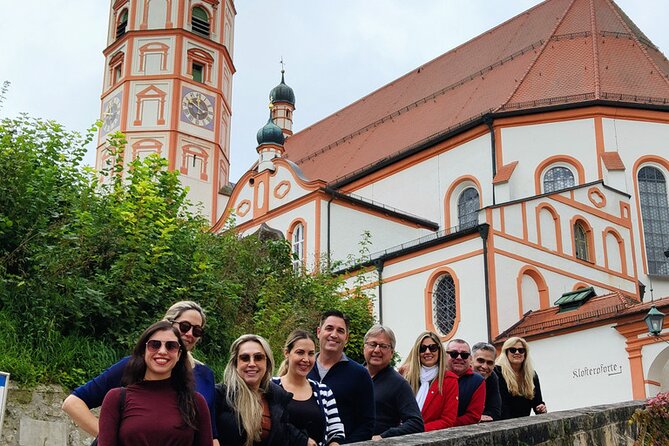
[
  {"x1": 419, "y1": 343, "x2": 440, "y2": 353},
  {"x1": 507, "y1": 347, "x2": 526, "y2": 354},
  {"x1": 446, "y1": 350, "x2": 471, "y2": 359},
  {"x1": 238, "y1": 353, "x2": 266, "y2": 363},
  {"x1": 146, "y1": 340, "x2": 181, "y2": 354},
  {"x1": 171, "y1": 320, "x2": 204, "y2": 338}
]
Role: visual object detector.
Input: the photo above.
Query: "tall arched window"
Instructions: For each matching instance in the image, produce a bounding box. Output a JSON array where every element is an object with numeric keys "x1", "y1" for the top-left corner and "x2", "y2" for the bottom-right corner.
[
  {"x1": 574, "y1": 221, "x2": 589, "y2": 261},
  {"x1": 291, "y1": 223, "x2": 304, "y2": 272},
  {"x1": 191, "y1": 7, "x2": 210, "y2": 37},
  {"x1": 457, "y1": 187, "x2": 479, "y2": 229},
  {"x1": 638, "y1": 166, "x2": 669, "y2": 275},
  {"x1": 116, "y1": 9, "x2": 129, "y2": 39},
  {"x1": 433, "y1": 273, "x2": 456, "y2": 335},
  {"x1": 543, "y1": 166, "x2": 575, "y2": 193}
]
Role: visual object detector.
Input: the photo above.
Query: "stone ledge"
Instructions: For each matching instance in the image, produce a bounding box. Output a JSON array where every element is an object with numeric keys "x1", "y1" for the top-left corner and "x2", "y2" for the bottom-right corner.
[{"x1": 352, "y1": 400, "x2": 643, "y2": 446}]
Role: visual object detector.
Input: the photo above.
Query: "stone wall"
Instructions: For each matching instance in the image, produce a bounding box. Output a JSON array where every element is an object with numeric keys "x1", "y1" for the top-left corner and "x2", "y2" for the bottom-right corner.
[{"x1": 0, "y1": 383, "x2": 643, "y2": 446}]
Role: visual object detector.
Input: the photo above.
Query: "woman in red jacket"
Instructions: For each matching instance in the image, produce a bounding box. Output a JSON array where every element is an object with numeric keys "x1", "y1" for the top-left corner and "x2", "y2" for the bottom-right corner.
[{"x1": 402, "y1": 331, "x2": 459, "y2": 431}]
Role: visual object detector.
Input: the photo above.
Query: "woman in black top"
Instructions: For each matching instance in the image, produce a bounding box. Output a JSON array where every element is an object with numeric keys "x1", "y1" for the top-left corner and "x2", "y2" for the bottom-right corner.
[{"x1": 494, "y1": 337, "x2": 546, "y2": 419}]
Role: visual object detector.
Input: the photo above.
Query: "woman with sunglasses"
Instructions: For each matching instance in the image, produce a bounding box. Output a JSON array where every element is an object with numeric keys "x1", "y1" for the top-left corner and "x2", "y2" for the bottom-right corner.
[
  {"x1": 402, "y1": 331, "x2": 459, "y2": 431},
  {"x1": 494, "y1": 336, "x2": 547, "y2": 419},
  {"x1": 216, "y1": 334, "x2": 309, "y2": 446},
  {"x1": 62, "y1": 301, "x2": 219, "y2": 445},
  {"x1": 272, "y1": 330, "x2": 345, "y2": 446},
  {"x1": 98, "y1": 320, "x2": 212, "y2": 445}
]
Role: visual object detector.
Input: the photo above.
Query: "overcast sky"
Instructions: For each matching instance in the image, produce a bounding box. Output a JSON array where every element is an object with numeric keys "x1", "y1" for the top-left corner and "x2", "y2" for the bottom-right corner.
[{"x1": 1, "y1": 1, "x2": 668, "y2": 182}]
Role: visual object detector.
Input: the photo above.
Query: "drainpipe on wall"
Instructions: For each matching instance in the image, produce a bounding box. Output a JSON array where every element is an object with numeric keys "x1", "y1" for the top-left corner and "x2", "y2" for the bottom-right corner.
[
  {"x1": 485, "y1": 116, "x2": 497, "y2": 206},
  {"x1": 374, "y1": 259, "x2": 384, "y2": 324},
  {"x1": 479, "y1": 224, "x2": 493, "y2": 343}
]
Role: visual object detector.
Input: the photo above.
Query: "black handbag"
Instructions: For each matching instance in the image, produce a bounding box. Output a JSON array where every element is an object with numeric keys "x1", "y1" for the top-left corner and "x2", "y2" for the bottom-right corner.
[{"x1": 90, "y1": 387, "x2": 126, "y2": 446}]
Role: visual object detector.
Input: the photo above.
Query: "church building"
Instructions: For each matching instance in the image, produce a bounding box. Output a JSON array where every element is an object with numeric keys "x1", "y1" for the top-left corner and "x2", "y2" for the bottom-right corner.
[{"x1": 99, "y1": 0, "x2": 669, "y2": 412}]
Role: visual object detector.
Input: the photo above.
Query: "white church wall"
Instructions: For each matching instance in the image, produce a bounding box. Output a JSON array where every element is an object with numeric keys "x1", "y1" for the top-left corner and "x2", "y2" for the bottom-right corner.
[
  {"x1": 529, "y1": 326, "x2": 632, "y2": 412},
  {"x1": 267, "y1": 166, "x2": 314, "y2": 210},
  {"x1": 500, "y1": 118, "x2": 597, "y2": 200},
  {"x1": 353, "y1": 134, "x2": 492, "y2": 228}
]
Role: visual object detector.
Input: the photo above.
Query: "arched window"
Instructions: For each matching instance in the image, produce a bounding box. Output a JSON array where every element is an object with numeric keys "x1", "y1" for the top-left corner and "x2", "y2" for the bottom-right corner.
[
  {"x1": 191, "y1": 7, "x2": 210, "y2": 37},
  {"x1": 116, "y1": 9, "x2": 129, "y2": 39},
  {"x1": 638, "y1": 166, "x2": 669, "y2": 275},
  {"x1": 543, "y1": 166, "x2": 575, "y2": 193},
  {"x1": 574, "y1": 221, "x2": 589, "y2": 261},
  {"x1": 433, "y1": 273, "x2": 456, "y2": 335},
  {"x1": 291, "y1": 223, "x2": 304, "y2": 272},
  {"x1": 457, "y1": 187, "x2": 479, "y2": 229}
]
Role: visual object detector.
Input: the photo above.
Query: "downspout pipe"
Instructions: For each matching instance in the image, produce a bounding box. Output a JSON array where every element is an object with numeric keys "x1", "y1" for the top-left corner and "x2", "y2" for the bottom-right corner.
[
  {"x1": 485, "y1": 116, "x2": 497, "y2": 206},
  {"x1": 479, "y1": 224, "x2": 493, "y2": 343},
  {"x1": 374, "y1": 259, "x2": 384, "y2": 324}
]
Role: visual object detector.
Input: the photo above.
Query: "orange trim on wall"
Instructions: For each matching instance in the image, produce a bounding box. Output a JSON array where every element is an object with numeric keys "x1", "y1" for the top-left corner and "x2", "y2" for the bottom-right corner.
[
  {"x1": 273, "y1": 180, "x2": 291, "y2": 199},
  {"x1": 424, "y1": 267, "x2": 461, "y2": 342},
  {"x1": 287, "y1": 218, "x2": 308, "y2": 269},
  {"x1": 535, "y1": 203, "x2": 563, "y2": 254},
  {"x1": 570, "y1": 215, "x2": 597, "y2": 264},
  {"x1": 444, "y1": 175, "x2": 483, "y2": 229},
  {"x1": 572, "y1": 282, "x2": 589, "y2": 291},
  {"x1": 383, "y1": 249, "x2": 483, "y2": 284},
  {"x1": 594, "y1": 116, "x2": 605, "y2": 180},
  {"x1": 516, "y1": 266, "x2": 550, "y2": 318},
  {"x1": 550, "y1": 194, "x2": 630, "y2": 228},
  {"x1": 494, "y1": 125, "x2": 503, "y2": 171},
  {"x1": 384, "y1": 233, "x2": 480, "y2": 268},
  {"x1": 314, "y1": 198, "x2": 321, "y2": 271},
  {"x1": 534, "y1": 154, "x2": 586, "y2": 195},
  {"x1": 521, "y1": 202, "x2": 528, "y2": 241}
]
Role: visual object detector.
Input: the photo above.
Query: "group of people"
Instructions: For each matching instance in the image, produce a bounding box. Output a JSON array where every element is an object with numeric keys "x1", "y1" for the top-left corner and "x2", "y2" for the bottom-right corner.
[{"x1": 61, "y1": 301, "x2": 546, "y2": 446}]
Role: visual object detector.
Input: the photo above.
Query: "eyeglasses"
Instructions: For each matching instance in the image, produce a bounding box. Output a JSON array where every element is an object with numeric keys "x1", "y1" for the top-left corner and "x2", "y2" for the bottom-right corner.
[
  {"x1": 365, "y1": 342, "x2": 392, "y2": 351},
  {"x1": 446, "y1": 350, "x2": 471, "y2": 359},
  {"x1": 475, "y1": 357, "x2": 495, "y2": 367},
  {"x1": 146, "y1": 340, "x2": 181, "y2": 354},
  {"x1": 507, "y1": 347, "x2": 526, "y2": 354},
  {"x1": 171, "y1": 320, "x2": 204, "y2": 338},
  {"x1": 419, "y1": 343, "x2": 440, "y2": 353},
  {"x1": 238, "y1": 353, "x2": 266, "y2": 363}
]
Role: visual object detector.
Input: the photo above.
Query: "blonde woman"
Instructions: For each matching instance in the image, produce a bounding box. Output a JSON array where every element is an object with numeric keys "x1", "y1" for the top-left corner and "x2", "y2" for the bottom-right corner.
[
  {"x1": 273, "y1": 330, "x2": 345, "y2": 446},
  {"x1": 215, "y1": 334, "x2": 308, "y2": 446},
  {"x1": 494, "y1": 337, "x2": 546, "y2": 419},
  {"x1": 402, "y1": 331, "x2": 458, "y2": 431}
]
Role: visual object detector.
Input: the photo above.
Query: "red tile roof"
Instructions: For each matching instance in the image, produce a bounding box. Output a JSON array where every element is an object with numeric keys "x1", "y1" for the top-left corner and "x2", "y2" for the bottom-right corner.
[
  {"x1": 493, "y1": 161, "x2": 519, "y2": 184},
  {"x1": 283, "y1": 0, "x2": 669, "y2": 184},
  {"x1": 495, "y1": 292, "x2": 669, "y2": 342}
]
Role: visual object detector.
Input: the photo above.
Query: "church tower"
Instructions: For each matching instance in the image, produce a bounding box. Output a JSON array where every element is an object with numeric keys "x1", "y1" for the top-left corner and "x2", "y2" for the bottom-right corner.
[{"x1": 96, "y1": 0, "x2": 235, "y2": 224}]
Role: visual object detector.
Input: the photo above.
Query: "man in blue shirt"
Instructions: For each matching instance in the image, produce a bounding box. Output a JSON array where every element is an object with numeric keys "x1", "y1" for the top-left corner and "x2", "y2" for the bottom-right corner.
[{"x1": 308, "y1": 310, "x2": 375, "y2": 443}]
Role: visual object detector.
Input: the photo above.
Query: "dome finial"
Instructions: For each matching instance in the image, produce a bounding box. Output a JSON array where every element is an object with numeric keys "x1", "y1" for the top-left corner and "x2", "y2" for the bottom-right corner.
[{"x1": 280, "y1": 57, "x2": 285, "y2": 82}]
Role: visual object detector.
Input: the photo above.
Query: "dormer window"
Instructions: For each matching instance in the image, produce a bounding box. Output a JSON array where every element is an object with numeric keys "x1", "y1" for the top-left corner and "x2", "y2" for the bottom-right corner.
[
  {"x1": 116, "y1": 9, "x2": 128, "y2": 39},
  {"x1": 191, "y1": 7, "x2": 210, "y2": 38}
]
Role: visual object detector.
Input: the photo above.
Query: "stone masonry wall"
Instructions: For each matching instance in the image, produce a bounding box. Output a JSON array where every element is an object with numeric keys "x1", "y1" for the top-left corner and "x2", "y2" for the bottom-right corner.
[{"x1": 0, "y1": 383, "x2": 643, "y2": 446}]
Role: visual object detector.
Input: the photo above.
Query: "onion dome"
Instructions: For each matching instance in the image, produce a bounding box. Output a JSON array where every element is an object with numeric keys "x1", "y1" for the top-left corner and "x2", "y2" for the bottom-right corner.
[
  {"x1": 256, "y1": 114, "x2": 285, "y2": 145},
  {"x1": 269, "y1": 70, "x2": 295, "y2": 106}
]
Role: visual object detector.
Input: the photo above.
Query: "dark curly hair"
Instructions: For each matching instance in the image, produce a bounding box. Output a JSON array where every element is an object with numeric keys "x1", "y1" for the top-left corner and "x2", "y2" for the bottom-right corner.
[{"x1": 121, "y1": 320, "x2": 199, "y2": 429}]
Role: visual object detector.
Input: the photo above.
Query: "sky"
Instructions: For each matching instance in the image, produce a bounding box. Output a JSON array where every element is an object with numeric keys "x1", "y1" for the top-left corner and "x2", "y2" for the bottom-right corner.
[{"x1": 1, "y1": 1, "x2": 668, "y2": 182}]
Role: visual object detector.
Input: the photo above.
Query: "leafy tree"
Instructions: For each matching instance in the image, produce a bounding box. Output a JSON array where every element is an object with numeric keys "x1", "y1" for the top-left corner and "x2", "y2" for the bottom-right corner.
[{"x1": 0, "y1": 116, "x2": 375, "y2": 386}]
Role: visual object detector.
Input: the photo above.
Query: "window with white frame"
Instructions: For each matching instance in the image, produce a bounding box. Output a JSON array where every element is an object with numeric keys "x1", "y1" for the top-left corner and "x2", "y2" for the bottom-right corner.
[
  {"x1": 638, "y1": 166, "x2": 669, "y2": 275},
  {"x1": 433, "y1": 273, "x2": 456, "y2": 335},
  {"x1": 574, "y1": 221, "x2": 590, "y2": 261},
  {"x1": 457, "y1": 187, "x2": 479, "y2": 229},
  {"x1": 543, "y1": 166, "x2": 575, "y2": 193},
  {"x1": 291, "y1": 223, "x2": 304, "y2": 272}
]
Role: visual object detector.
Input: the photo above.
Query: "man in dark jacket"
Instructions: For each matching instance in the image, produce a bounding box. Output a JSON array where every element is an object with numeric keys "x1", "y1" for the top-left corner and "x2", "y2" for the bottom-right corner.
[
  {"x1": 445, "y1": 339, "x2": 486, "y2": 426},
  {"x1": 363, "y1": 325, "x2": 424, "y2": 440},
  {"x1": 472, "y1": 342, "x2": 502, "y2": 421}
]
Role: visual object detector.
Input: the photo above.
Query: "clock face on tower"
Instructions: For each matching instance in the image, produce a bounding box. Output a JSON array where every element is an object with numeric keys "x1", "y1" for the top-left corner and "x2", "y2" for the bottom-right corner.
[
  {"x1": 181, "y1": 89, "x2": 214, "y2": 129},
  {"x1": 102, "y1": 94, "x2": 121, "y2": 134}
]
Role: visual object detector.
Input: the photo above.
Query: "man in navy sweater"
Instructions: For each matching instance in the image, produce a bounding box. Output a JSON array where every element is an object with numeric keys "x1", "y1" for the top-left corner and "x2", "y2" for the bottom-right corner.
[{"x1": 308, "y1": 310, "x2": 375, "y2": 443}]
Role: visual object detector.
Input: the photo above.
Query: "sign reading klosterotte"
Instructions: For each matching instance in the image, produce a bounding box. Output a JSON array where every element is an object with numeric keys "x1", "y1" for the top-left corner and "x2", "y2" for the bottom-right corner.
[{"x1": 572, "y1": 363, "x2": 623, "y2": 379}]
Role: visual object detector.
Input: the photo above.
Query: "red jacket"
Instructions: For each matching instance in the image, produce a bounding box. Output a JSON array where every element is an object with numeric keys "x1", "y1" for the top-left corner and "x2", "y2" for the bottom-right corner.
[
  {"x1": 454, "y1": 368, "x2": 486, "y2": 426},
  {"x1": 421, "y1": 370, "x2": 459, "y2": 431}
]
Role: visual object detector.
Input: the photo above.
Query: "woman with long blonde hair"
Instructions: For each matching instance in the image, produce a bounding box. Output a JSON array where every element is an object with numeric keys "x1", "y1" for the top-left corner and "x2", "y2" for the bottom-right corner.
[
  {"x1": 402, "y1": 331, "x2": 458, "y2": 431},
  {"x1": 215, "y1": 334, "x2": 308, "y2": 446},
  {"x1": 494, "y1": 337, "x2": 546, "y2": 419}
]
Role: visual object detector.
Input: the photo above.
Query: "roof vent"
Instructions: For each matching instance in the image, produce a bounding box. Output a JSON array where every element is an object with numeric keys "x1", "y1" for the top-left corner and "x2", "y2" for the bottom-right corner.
[{"x1": 554, "y1": 287, "x2": 596, "y2": 312}]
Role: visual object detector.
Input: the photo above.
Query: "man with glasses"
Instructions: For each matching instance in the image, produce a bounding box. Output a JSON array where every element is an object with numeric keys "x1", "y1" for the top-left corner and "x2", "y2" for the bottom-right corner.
[
  {"x1": 471, "y1": 342, "x2": 502, "y2": 422},
  {"x1": 363, "y1": 325, "x2": 424, "y2": 440},
  {"x1": 308, "y1": 310, "x2": 375, "y2": 443},
  {"x1": 444, "y1": 339, "x2": 486, "y2": 426}
]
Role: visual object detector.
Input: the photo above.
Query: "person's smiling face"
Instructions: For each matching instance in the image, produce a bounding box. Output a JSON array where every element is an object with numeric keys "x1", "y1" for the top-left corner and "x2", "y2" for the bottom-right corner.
[{"x1": 419, "y1": 337, "x2": 440, "y2": 368}]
